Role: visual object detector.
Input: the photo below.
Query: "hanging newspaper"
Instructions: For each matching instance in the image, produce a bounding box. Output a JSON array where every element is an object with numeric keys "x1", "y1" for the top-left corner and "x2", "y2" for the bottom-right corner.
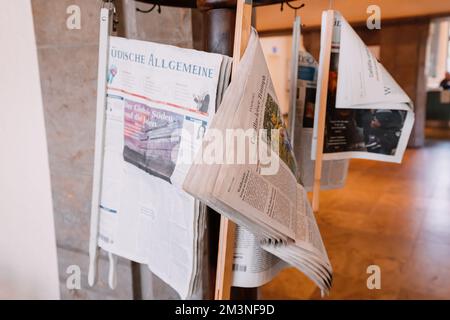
[
  {"x1": 89, "y1": 35, "x2": 233, "y2": 299},
  {"x1": 89, "y1": 35, "x2": 287, "y2": 298},
  {"x1": 183, "y1": 29, "x2": 333, "y2": 294},
  {"x1": 294, "y1": 49, "x2": 349, "y2": 190},
  {"x1": 312, "y1": 12, "x2": 415, "y2": 163}
]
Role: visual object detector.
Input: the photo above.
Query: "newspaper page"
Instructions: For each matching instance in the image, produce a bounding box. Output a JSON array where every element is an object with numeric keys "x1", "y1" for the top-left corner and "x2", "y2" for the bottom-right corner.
[
  {"x1": 94, "y1": 35, "x2": 284, "y2": 295},
  {"x1": 232, "y1": 226, "x2": 287, "y2": 288},
  {"x1": 211, "y1": 37, "x2": 321, "y2": 245},
  {"x1": 94, "y1": 36, "x2": 227, "y2": 299},
  {"x1": 312, "y1": 12, "x2": 414, "y2": 164},
  {"x1": 294, "y1": 50, "x2": 349, "y2": 191},
  {"x1": 184, "y1": 29, "x2": 332, "y2": 293}
]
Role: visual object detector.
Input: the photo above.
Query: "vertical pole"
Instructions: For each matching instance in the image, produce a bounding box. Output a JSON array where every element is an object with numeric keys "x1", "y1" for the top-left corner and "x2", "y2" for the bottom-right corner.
[
  {"x1": 312, "y1": 10, "x2": 334, "y2": 213},
  {"x1": 117, "y1": 0, "x2": 138, "y2": 38},
  {"x1": 115, "y1": 0, "x2": 144, "y2": 299},
  {"x1": 288, "y1": 15, "x2": 301, "y2": 145},
  {"x1": 214, "y1": 0, "x2": 252, "y2": 300},
  {"x1": 198, "y1": 0, "x2": 236, "y2": 299},
  {"x1": 88, "y1": 6, "x2": 113, "y2": 286},
  {"x1": 198, "y1": 0, "x2": 255, "y2": 300}
]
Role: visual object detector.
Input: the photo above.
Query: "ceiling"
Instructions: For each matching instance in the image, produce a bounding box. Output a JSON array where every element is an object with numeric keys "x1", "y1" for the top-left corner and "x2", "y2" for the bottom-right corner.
[{"x1": 255, "y1": 0, "x2": 450, "y2": 31}]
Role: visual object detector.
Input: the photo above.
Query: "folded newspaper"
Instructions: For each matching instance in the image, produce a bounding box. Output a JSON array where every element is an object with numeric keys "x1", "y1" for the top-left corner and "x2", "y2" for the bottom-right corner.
[
  {"x1": 312, "y1": 11, "x2": 415, "y2": 163},
  {"x1": 183, "y1": 29, "x2": 333, "y2": 294},
  {"x1": 294, "y1": 49, "x2": 349, "y2": 190}
]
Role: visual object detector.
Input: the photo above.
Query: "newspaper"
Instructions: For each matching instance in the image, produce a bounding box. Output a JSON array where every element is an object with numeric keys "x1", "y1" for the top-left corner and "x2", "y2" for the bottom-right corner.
[
  {"x1": 90, "y1": 35, "x2": 287, "y2": 298},
  {"x1": 183, "y1": 29, "x2": 333, "y2": 294},
  {"x1": 294, "y1": 50, "x2": 349, "y2": 191},
  {"x1": 312, "y1": 12, "x2": 415, "y2": 164},
  {"x1": 232, "y1": 226, "x2": 287, "y2": 288},
  {"x1": 90, "y1": 35, "x2": 232, "y2": 299}
]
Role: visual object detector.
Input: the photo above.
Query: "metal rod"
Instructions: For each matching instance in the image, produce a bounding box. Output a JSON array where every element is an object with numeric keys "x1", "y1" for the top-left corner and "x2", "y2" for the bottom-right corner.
[{"x1": 88, "y1": 6, "x2": 113, "y2": 287}]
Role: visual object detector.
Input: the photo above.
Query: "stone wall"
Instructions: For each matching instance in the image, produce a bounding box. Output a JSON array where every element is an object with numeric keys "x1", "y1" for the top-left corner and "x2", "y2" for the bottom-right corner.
[{"x1": 31, "y1": 0, "x2": 195, "y2": 299}]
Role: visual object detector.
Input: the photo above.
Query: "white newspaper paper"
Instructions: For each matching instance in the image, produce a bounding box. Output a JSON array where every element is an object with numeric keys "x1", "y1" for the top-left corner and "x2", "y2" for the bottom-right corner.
[
  {"x1": 91, "y1": 35, "x2": 285, "y2": 297},
  {"x1": 93, "y1": 36, "x2": 229, "y2": 299},
  {"x1": 312, "y1": 12, "x2": 415, "y2": 163},
  {"x1": 183, "y1": 29, "x2": 333, "y2": 294},
  {"x1": 232, "y1": 226, "x2": 287, "y2": 288}
]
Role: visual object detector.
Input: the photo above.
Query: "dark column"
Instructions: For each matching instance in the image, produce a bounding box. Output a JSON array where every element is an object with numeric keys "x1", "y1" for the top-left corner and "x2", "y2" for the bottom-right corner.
[
  {"x1": 197, "y1": 0, "x2": 257, "y2": 300},
  {"x1": 133, "y1": 0, "x2": 262, "y2": 300}
]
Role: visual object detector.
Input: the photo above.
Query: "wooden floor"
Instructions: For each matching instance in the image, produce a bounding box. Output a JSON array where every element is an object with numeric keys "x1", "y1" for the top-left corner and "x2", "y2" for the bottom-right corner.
[{"x1": 260, "y1": 131, "x2": 450, "y2": 299}]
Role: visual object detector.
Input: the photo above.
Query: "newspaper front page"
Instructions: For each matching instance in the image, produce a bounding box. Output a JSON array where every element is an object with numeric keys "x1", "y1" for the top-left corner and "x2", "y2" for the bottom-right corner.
[
  {"x1": 91, "y1": 35, "x2": 286, "y2": 297},
  {"x1": 93, "y1": 36, "x2": 228, "y2": 298}
]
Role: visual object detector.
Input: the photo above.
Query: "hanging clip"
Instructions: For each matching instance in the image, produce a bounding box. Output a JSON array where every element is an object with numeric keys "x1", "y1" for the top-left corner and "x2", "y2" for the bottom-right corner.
[
  {"x1": 281, "y1": 1, "x2": 305, "y2": 13},
  {"x1": 136, "y1": 3, "x2": 162, "y2": 14}
]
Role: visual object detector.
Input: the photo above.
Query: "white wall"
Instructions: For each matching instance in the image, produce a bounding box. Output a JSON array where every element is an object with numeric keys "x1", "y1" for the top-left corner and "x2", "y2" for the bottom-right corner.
[
  {"x1": 426, "y1": 17, "x2": 450, "y2": 89},
  {"x1": 0, "y1": 0, "x2": 59, "y2": 299},
  {"x1": 260, "y1": 35, "x2": 293, "y2": 115}
]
